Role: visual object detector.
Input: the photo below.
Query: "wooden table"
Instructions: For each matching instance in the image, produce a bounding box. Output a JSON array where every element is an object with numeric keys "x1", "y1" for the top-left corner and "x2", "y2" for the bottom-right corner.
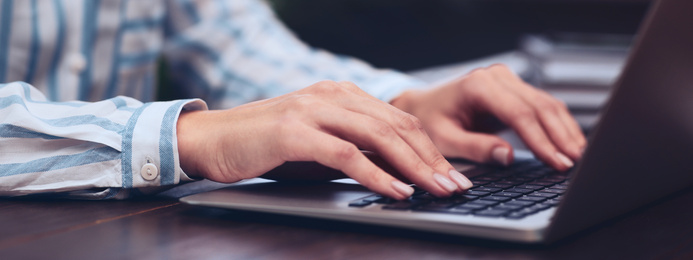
[{"x1": 1, "y1": 180, "x2": 692, "y2": 260}]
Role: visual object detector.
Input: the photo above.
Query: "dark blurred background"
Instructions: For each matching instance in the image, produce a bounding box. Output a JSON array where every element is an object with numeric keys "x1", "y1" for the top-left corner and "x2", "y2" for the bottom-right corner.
[{"x1": 268, "y1": 0, "x2": 651, "y2": 71}]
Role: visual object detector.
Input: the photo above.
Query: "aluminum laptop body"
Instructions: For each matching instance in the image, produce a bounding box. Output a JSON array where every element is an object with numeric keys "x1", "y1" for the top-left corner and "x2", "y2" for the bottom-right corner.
[{"x1": 181, "y1": 0, "x2": 693, "y2": 243}]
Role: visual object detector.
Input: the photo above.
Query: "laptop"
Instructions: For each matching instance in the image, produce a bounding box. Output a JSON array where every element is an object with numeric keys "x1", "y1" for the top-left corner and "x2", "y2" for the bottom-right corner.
[{"x1": 181, "y1": 0, "x2": 693, "y2": 243}]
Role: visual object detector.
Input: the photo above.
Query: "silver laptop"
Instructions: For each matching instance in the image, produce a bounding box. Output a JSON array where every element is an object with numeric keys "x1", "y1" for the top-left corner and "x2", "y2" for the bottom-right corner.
[{"x1": 181, "y1": 0, "x2": 693, "y2": 243}]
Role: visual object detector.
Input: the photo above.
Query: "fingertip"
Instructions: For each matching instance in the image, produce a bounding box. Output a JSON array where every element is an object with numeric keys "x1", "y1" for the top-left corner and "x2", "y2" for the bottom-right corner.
[
  {"x1": 433, "y1": 173, "x2": 458, "y2": 193},
  {"x1": 390, "y1": 180, "x2": 414, "y2": 199},
  {"x1": 491, "y1": 146, "x2": 512, "y2": 166},
  {"x1": 448, "y1": 169, "x2": 473, "y2": 190},
  {"x1": 555, "y1": 152, "x2": 574, "y2": 170}
]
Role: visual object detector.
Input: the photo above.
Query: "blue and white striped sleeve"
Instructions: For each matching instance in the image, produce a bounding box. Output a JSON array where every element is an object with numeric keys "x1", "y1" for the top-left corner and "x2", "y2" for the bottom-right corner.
[
  {"x1": 162, "y1": 0, "x2": 428, "y2": 110},
  {"x1": 0, "y1": 82, "x2": 207, "y2": 199}
]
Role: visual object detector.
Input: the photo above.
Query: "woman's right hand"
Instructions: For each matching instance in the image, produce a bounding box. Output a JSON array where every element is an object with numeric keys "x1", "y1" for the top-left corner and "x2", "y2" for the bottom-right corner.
[{"x1": 176, "y1": 80, "x2": 472, "y2": 200}]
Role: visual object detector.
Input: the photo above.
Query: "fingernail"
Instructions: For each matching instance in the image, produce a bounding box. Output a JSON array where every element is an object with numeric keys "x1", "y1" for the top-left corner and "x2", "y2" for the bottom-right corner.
[
  {"x1": 492, "y1": 147, "x2": 510, "y2": 166},
  {"x1": 448, "y1": 170, "x2": 473, "y2": 190},
  {"x1": 433, "y1": 173, "x2": 458, "y2": 192},
  {"x1": 556, "y1": 152, "x2": 574, "y2": 168},
  {"x1": 391, "y1": 181, "x2": 414, "y2": 197}
]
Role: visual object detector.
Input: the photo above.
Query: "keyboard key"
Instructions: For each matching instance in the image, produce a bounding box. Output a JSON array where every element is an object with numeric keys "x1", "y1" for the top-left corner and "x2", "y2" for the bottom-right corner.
[
  {"x1": 456, "y1": 203, "x2": 488, "y2": 210},
  {"x1": 545, "y1": 173, "x2": 568, "y2": 179},
  {"x1": 514, "y1": 208, "x2": 538, "y2": 215},
  {"x1": 348, "y1": 200, "x2": 372, "y2": 207},
  {"x1": 487, "y1": 171, "x2": 515, "y2": 178},
  {"x1": 493, "y1": 192, "x2": 523, "y2": 198},
  {"x1": 360, "y1": 195, "x2": 384, "y2": 203},
  {"x1": 415, "y1": 206, "x2": 472, "y2": 215},
  {"x1": 527, "y1": 181, "x2": 556, "y2": 187},
  {"x1": 426, "y1": 197, "x2": 470, "y2": 207},
  {"x1": 466, "y1": 190, "x2": 490, "y2": 196},
  {"x1": 415, "y1": 204, "x2": 453, "y2": 211},
  {"x1": 424, "y1": 201, "x2": 459, "y2": 208},
  {"x1": 505, "y1": 200, "x2": 536, "y2": 207},
  {"x1": 373, "y1": 197, "x2": 396, "y2": 204},
  {"x1": 527, "y1": 203, "x2": 552, "y2": 212},
  {"x1": 491, "y1": 204, "x2": 524, "y2": 211},
  {"x1": 504, "y1": 188, "x2": 533, "y2": 194},
  {"x1": 473, "y1": 176, "x2": 502, "y2": 182},
  {"x1": 544, "y1": 199, "x2": 561, "y2": 206},
  {"x1": 411, "y1": 193, "x2": 437, "y2": 200},
  {"x1": 411, "y1": 187, "x2": 427, "y2": 196},
  {"x1": 473, "y1": 209, "x2": 509, "y2": 218},
  {"x1": 485, "y1": 183, "x2": 514, "y2": 189},
  {"x1": 480, "y1": 196, "x2": 512, "y2": 202},
  {"x1": 462, "y1": 194, "x2": 479, "y2": 200},
  {"x1": 552, "y1": 184, "x2": 569, "y2": 190},
  {"x1": 516, "y1": 184, "x2": 544, "y2": 190},
  {"x1": 467, "y1": 200, "x2": 500, "y2": 206},
  {"x1": 517, "y1": 196, "x2": 547, "y2": 202},
  {"x1": 382, "y1": 201, "x2": 421, "y2": 210},
  {"x1": 542, "y1": 178, "x2": 566, "y2": 184},
  {"x1": 518, "y1": 172, "x2": 547, "y2": 179},
  {"x1": 471, "y1": 180, "x2": 490, "y2": 187},
  {"x1": 471, "y1": 187, "x2": 502, "y2": 193},
  {"x1": 540, "y1": 188, "x2": 565, "y2": 194},
  {"x1": 495, "y1": 180, "x2": 525, "y2": 186},
  {"x1": 505, "y1": 212, "x2": 527, "y2": 219},
  {"x1": 505, "y1": 177, "x2": 533, "y2": 183},
  {"x1": 529, "y1": 192, "x2": 559, "y2": 198}
]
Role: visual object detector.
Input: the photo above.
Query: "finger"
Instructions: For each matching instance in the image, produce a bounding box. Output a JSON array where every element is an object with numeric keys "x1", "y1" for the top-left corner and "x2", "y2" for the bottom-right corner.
[
  {"x1": 553, "y1": 98, "x2": 588, "y2": 155},
  {"x1": 309, "y1": 103, "x2": 464, "y2": 196},
  {"x1": 503, "y1": 83, "x2": 585, "y2": 160},
  {"x1": 428, "y1": 116, "x2": 514, "y2": 166},
  {"x1": 533, "y1": 92, "x2": 586, "y2": 160},
  {"x1": 334, "y1": 81, "x2": 471, "y2": 190},
  {"x1": 475, "y1": 83, "x2": 574, "y2": 171},
  {"x1": 281, "y1": 124, "x2": 414, "y2": 200},
  {"x1": 487, "y1": 66, "x2": 586, "y2": 159}
]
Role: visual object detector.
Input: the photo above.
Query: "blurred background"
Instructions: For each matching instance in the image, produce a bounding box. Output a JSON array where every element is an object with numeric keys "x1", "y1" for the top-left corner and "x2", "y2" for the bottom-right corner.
[
  {"x1": 267, "y1": 0, "x2": 653, "y2": 132},
  {"x1": 268, "y1": 0, "x2": 648, "y2": 70}
]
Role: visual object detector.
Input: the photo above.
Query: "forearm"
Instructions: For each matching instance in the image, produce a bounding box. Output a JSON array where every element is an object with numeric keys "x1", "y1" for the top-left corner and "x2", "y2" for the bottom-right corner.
[{"x1": 0, "y1": 82, "x2": 207, "y2": 198}]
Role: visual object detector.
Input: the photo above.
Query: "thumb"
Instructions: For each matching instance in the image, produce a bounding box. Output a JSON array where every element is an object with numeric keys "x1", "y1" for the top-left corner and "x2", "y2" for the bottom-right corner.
[{"x1": 432, "y1": 122, "x2": 513, "y2": 166}]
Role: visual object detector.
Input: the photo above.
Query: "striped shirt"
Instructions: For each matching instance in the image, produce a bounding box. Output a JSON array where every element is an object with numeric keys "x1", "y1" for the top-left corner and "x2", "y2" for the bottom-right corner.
[{"x1": 0, "y1": 0, "x2": 425, "y2": 199}]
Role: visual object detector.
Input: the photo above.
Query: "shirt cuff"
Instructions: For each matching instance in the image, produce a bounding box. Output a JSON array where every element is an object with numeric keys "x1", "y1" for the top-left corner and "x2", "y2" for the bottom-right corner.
[{"x1": 121, "y1": 99, "x2": 208, "y2": 189}]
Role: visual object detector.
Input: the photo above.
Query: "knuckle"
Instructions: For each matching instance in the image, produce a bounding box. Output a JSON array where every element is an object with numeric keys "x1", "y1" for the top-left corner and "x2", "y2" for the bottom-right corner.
[
  {"x1": 457, "y1": 75, "x2": 485, "y2": 95},
  {"x1": 513, "y1": 107, "x2": 536, "y2": 124},
  {"x1": 536, "y1": 99, "x2": 557, "y2": 112},
  {"x1": 397, "y1": 114, "x2": 424, "y2": 132},
  {"x1": 333, "y1": 143, "x2": 360, "y2": 162},
  {"x1": 372, "y1": 120, "x2": 396, "y2": 138},
  {"x1": 536, "y1": 98, "x2": 563, "y2": 114},
  {"x1": 310, "y1": 80, "x2": 341, "y2": 94},
  {"x1": 552, "y1": 98, "x2": 568, "y2": 110},
  {"x1": 487, "y1": 63, "x2": 510, "y2": 71},
  {"x1": 290, "y1": 95, "x2": 319, "y2": 111},
  {"x1": 338, "y1": 81, "x2": 360, "y2": 90},
  {"x1": 467, "y1": 67, "x2": 490, "y2": 79}
]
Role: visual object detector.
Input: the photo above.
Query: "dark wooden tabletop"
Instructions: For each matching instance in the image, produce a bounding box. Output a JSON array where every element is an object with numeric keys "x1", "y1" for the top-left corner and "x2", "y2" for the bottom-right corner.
[{"x1": 1, "y1": 180, "x2": 693, "y2": 260}]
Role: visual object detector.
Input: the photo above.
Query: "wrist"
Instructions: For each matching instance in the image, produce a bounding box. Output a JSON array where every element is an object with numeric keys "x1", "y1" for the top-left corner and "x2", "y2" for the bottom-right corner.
[{"x1": 176, "y1": 110, "x2": 207, "y2": 179}]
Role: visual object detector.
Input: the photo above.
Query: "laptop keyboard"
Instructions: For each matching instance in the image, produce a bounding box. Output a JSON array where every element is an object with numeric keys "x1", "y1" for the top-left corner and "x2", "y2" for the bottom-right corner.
[{"x1": 348, "y1": 160, "x2": 569, "y2": 219}]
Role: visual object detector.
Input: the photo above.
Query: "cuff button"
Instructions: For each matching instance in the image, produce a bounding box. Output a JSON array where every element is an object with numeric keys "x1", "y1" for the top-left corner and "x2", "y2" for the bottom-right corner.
[{"x1": 141, "y1": 163, "x2": 159, "y2": 181}]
